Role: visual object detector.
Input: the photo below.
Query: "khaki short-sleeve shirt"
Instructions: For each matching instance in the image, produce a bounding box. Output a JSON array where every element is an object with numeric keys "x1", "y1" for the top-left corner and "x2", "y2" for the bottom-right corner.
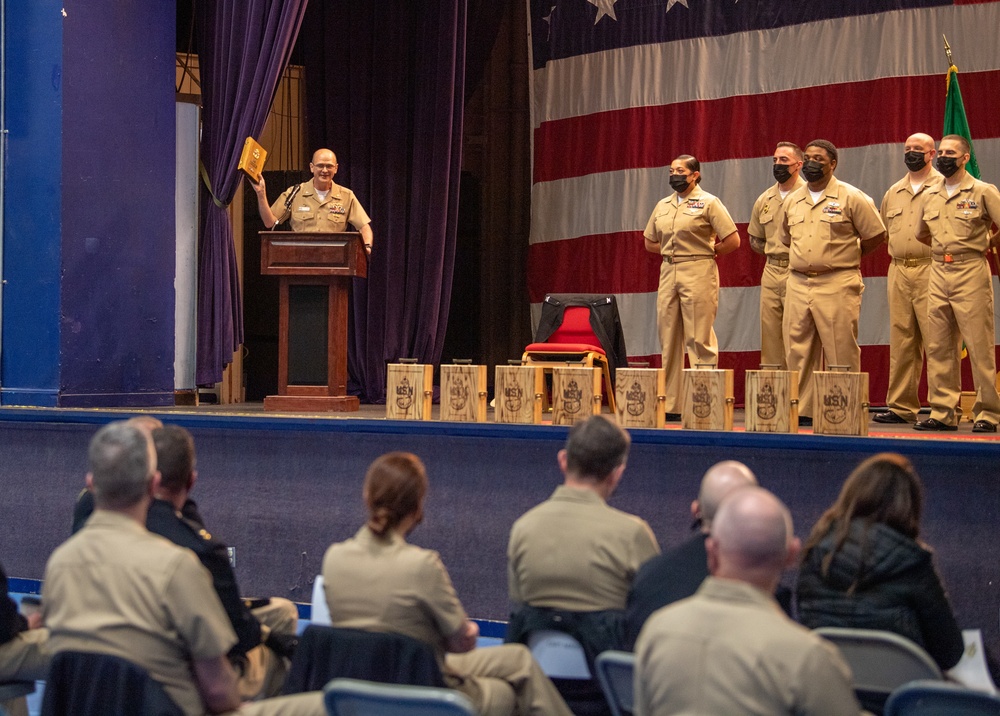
[
  {"x1": 644, "y1": 187, "x2": 738, "y2": 258},
  {"x1": 43, "y1": 511, "x2": 237, "y2": 716},
  {"x1": 778, "y1": 176, "x2": 886, "y2": 272},
  {"x1": 322, "y1": 527, "x2": 467, "y2": 665},
  {"x1": 916, "y1": 174, "x2": 1000, "y2": 255},
  {"x1": 271, "y1": 180, "x2": 372, "y2": 233},
  {"x1": 507, "y1": 486, "x2": 660, "y2": 611},
  {"x1": 634, "y1": 578, "x2": 860, "y2": 716},
  {"x1": 748, "y1": 177, "x2": 806, "y2": 258},
  {"x1": 880, "y1": 172, "x2": 939, "y2": 260}
]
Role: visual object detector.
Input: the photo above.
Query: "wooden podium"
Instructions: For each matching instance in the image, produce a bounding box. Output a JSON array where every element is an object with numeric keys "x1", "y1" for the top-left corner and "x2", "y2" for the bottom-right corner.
[{"x1": 260, "y1": 231, "x2": 366, "y2": 412}]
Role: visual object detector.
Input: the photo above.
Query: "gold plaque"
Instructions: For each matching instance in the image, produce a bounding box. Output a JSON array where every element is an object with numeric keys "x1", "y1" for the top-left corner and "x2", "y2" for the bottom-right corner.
[{"x1": 238, "y1": 137, "x2": 268, "y2": 183}]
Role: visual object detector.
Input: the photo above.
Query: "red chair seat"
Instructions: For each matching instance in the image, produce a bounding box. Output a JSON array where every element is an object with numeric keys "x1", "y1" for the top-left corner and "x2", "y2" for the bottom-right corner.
[{"x1": 524, "y1": 342, "x2": 607, "y2": 355}]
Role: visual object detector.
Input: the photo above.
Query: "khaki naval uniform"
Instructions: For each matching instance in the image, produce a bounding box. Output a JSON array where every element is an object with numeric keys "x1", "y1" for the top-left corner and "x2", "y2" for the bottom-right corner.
[
  {"x1": 644, "y1": 187, "x2": 738, "y2": 413},
  {"x1": 916, "y1": 174, "x2": 1000, "y2": 426},
  {"x1": 748, "y1": 176, "x2": 806, "y2": 367},
  {"x1": 323, "y1": 527, "x2": 573, "y2": 716},
  {"x1": 778, "y1": 177, "x2": 886, "y2": 417},
  {"x1": 43, "y1": 511, "x2": 323, "y2": 716},
  {"x1": 271, "y1": 179, "x2": 371, "y2": 233},
  {"x1": 879, "y1": 171, "x2": 940, "y2": 421},
  {"x1": 634, "y1": 578, "x2": 860, "y2": 716},
  {"x1": 507, "y1": 486, "x2": 659, "y2": 611}
]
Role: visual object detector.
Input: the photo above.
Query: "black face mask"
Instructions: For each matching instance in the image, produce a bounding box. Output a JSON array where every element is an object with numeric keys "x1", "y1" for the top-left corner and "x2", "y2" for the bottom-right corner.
[
  {"x1": 772, "y1": 164, "x2": 793, "y2": 184},
  {"x1": 801, "y1": 160, "x2": 826, "y2": 183},
  {"x1": 904, "y1": 151, "x2": 927, "y2": 172},
  {"x1": 936, "y1": 155, "x2": 960, "y2": 178},
  {"x1": 669, "y1": 174, "x2": 691, "y2": 193}
]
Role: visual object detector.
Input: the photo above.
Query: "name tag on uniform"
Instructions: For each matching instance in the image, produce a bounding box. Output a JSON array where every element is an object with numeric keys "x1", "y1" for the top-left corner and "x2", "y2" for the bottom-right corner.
[{"x1": 296, "y1": 206, "x2": 310, "y2": 212}]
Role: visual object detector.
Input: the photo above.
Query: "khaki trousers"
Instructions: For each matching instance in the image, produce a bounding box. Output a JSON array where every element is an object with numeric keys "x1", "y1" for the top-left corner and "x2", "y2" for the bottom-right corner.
[
  {"x1": 783, "y1": 270, "x2": 863, "y2": 417},
  {"x1": 760, "y1": 262, "x2": 789, "y2": 368},
  {"x1": 237, "y1": 692, "x2": 325, "y2": 716},
  {"x1": 0, "y1": 628, "x2": 49, "y2": 682},
  {"x1": 0, "y1": 628, "x2": 49, "y2": 716},
  {"x1": 885, "y1": 262, "x2": 932, "y2": 421},
  {"x1": 925, "y1": 258, "x2": 1000, "y2": 425},
  {"x1": 657, "y1": 259, "x2": 720, "y2": 413},
  {"x1": 448, "y1": 643, "x2": 573, "y2": 716},
  {"x1": 238, "y1": 597, "x2": 299, "y2": 701}
]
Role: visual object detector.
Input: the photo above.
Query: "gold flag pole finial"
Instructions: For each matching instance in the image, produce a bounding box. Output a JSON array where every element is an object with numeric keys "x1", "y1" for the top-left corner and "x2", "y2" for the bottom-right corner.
[{"x1": 943, "y1": 34, "x2": 954, "y2": 68}]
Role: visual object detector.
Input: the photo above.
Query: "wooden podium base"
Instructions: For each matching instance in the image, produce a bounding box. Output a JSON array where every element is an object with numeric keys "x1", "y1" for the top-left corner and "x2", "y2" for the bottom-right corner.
[{"x1": 263, "y1": 394, "x2": 360, "y2": 412}]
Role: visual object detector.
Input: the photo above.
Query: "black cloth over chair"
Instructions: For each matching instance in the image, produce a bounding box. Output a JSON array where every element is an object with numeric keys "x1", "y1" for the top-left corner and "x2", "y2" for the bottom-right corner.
[
  {"x1": 533, "y1": 294, "x2": 628, "y2": 385},
  {"x1": 506, "y1": 605, "x2": 627, "y2": 716},
  {"x1": 283, "y1": 624, "x2": 445, "y2": 694},
  {"x1": 41, "y1": 650, "x2": 183, "y2": 716}
]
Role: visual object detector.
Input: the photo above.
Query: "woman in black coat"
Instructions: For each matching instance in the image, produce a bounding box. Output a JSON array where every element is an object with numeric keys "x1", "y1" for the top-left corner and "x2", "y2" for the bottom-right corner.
[{"x1": 796, "y1": 452, "x2": 964, "y2": 670}]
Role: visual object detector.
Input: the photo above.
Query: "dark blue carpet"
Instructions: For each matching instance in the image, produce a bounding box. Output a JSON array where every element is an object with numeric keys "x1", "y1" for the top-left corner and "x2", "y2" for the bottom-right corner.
[{"x1": 0, "y1": 409, "x2": 996, "y2": 668}]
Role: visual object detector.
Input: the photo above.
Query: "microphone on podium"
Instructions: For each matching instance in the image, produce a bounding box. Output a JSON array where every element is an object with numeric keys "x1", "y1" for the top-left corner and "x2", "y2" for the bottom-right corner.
[{"x1": 272, "y1": 184, "x2": 302, "y2": 229}]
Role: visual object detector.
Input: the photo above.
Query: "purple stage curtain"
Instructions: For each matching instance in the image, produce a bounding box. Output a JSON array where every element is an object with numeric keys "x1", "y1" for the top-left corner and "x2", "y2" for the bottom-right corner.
[
  {"x1": 302, "y1": 1, "x2": 474, "y2": 403},
  {"x1": 195, "y1": 0, "x2": 308, "y2": 386}
]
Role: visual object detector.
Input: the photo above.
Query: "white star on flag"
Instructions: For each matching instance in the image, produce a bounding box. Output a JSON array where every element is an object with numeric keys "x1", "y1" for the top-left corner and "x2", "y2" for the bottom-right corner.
[
  {"x1": 588, "y1": 0, "x2": 618, "y2": 24},
  {"x1": 666, "y1": 0, "x2": 689, "y2": 11},
  {"x1": 543, "y1": 4, "x2": 556, "y2": 39}
]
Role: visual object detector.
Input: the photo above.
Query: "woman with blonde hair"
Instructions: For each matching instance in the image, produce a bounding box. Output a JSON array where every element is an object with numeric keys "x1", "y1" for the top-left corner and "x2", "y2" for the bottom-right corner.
[
  {"x1": 796, "y1": 452, "x2": 963, "y2": 669},
  {"x1": 322, "y1": 452, "x2": 572, "y2": 716}
]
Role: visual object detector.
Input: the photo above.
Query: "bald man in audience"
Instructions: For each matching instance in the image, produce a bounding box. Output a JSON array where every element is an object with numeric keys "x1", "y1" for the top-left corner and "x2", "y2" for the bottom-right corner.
[
  {"x1": 634, "y1": 487, "x2": 860, "y2": 716},
  {"x1": 624, "y1": 460, "x2": 757, "y2": 648}
]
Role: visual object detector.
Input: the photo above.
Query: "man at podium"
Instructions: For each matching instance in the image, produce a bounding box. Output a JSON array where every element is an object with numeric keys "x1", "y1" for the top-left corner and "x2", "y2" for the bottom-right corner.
[{"x1": 251, "y1": 148, "x2": 374, "y2": 254}]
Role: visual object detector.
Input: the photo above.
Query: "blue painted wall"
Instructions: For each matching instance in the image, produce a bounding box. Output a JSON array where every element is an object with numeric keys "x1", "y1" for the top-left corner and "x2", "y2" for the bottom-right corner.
[
  {"x1": 1, "y1": 1, "x2": 63, "y2": 405},
  {"x1": 3, "y1": 0, "x2": 176, "y2": 406}
]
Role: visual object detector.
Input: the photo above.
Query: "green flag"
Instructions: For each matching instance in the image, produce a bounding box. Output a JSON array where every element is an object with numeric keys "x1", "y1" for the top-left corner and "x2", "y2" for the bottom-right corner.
[{"x1": 943, "y1": 64, "x2": 980, "y2": 179}]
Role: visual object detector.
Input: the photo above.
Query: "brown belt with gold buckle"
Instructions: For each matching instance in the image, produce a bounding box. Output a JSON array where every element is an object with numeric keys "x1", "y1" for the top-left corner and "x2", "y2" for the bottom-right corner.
[
  {"x1": 790, "y1": 267, "x2": 852, "y2": 278},
  {"x1": 891, "y1": 256, "x2": 932, "y2": 267},
  {"x1": 767, "y1": 256, "x2": 790, "y2": 267},
  {"x1": 663, "y1": 254, "x2": 714, "y2": 264}
]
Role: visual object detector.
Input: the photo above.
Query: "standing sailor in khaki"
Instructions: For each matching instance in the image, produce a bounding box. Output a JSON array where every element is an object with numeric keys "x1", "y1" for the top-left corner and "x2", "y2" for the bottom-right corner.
[
  {"x1": 777, "y1": 140, "x2": 886, "y2": 425},
  {"x1": 748, "y1": 143, "x2": 806, "y2": 368},
  {"x1": 873, "y1": 134, "x2": 941, "y2": 424},
  {"x1": 644, "y1": 155, "x2": 740, "y2": 420},
  {"x1": 914, "y1": 134, "x2": 1000, "y2": 433}
]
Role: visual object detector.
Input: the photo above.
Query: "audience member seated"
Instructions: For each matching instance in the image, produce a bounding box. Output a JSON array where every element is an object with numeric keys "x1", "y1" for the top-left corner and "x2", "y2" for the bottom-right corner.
[
  {"x1": 797, "y1": 452, "x2": 964, "y2": 671},
  {"x1": 624, "y1": 460, "x2": 757, "y2": 649},
  {"x1": 321, "y1": 452, "x2": 572, "y2": 716},
  {"x1": 634, "y1": 487, "x2": 861, "y2": 716},
  {"x1": 43, "y1": 421, "x2": 324, "y2": 715},
  {"x1": 506, "y1": 416, "x2": 659, "y2": 650},
  {"x1": 72, "y1": 424, "x2": 299, "y2": 700},
  {"x1": 0, "y1": 561, "x2": 48, "y2": 684}
]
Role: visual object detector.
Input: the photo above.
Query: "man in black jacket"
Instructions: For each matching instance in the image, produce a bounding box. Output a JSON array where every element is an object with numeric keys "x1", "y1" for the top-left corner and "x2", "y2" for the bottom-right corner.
[
  {"x1": 0, "y1": 562, "x2": 48, "y2": 683},
  {"x1": 72, "y1": 424, "x2": 298, "y2": 699},
  {"x1": 624, "y1": 460, "x2": 757, "y2": 648}
]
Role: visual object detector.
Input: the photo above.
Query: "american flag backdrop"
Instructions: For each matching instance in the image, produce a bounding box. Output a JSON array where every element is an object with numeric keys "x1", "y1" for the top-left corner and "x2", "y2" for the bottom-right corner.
[{"x1": 526, "y1": 0, "x2": 1000, "y2": 405}]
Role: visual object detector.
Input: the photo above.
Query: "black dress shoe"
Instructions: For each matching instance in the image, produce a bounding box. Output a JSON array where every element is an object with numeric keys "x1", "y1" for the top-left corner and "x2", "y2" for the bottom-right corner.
[
  {"x1": 798, "y1": 416, "x2": 812, "y2": 427},
  {"x1": 665, "y1": 412, "x2": 681, "y2": 422},
  {"x1": 972, "y1": 420, "x2": 997, "y2": 433},
  {"x1": 872, "y1": 411, "x2": 908, "y2": 424},
  {"x1": 914, "y1": 418, "x2": 958, "y2": 432}
]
